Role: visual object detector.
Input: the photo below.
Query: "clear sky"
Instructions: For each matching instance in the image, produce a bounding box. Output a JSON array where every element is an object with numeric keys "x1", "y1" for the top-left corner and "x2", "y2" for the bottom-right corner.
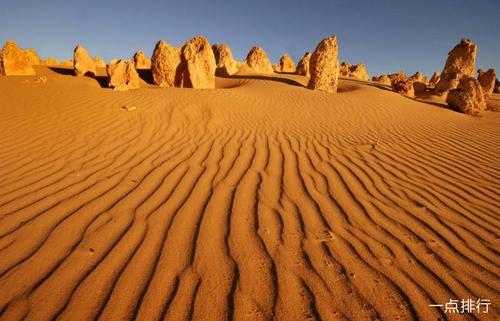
[{"x1": 1, "y1": 0, "x2": 498, "y2": 77}]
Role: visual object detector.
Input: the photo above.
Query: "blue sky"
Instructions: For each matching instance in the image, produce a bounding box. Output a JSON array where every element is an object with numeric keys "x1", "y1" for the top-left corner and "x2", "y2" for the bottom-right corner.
[{"x1": 1, "y1": 0, "x2": 498, "y2": 77}]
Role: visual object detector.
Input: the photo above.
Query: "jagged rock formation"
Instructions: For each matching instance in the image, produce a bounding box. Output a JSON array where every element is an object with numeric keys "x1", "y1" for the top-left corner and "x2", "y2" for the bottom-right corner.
[
  {"x1": 409, "y1": 72, "x2": 427, "y2": 83},
  {"x1": 477, "y1": 68, "x2": 496, "y2": 99},
  {"x1": 307, "y1": 36, "x2": 339, "y2": 93},
  {"x1": 212, "y1": 44, "x2": 238, "y2": 76},
  {"x1": 446, "y1": 77, "x2": 486, "y2": 115},
  {"x1": 133, "y1": 50, "x2": 151, "y2": 69},
  {"x1": 339, "y1": 62, "x2": 369, "y2": 81},
  {"x1": 388, "y1": 71, "x2": 406, "y2": 82},
  {"x1": 296, "y1": 52, "x2": 311, "y2": 77},
  {"x1": 107, "y1": 59, "x2": 140, "y2": 91},
  {"x1": 278, "y1": 54, "x2": 296, "y2": 73},
  {"x1": 180, "y1": 35, "x2": 216, "y2": 89},
  {"x1": 391, "y1": 77, "x2": 415, "y2": 98},
  {"x1": 372, "y1": 75, "x2": 391, "y2": 86},
  {"x1": 429, "y1": 71, "x2": 441, "y2": 86},
  {"x1": 73, "y1": 45, "x2": 96, "y2": 77},
  {"x1": 245, "y1": 46, "x2": 273, "y2": 74},
  {"x1": 435, "y1": 38, "x2": 477, "y2": 95},
  {"x1": 151, "y1": 40, "x2": 181, "y2": 87},
  {"x1": 0, "y1": 40, "x2": 36, "y2": 75},
  {"x1": 93, "y1": 56, "x2": 106, "y2": 68}
]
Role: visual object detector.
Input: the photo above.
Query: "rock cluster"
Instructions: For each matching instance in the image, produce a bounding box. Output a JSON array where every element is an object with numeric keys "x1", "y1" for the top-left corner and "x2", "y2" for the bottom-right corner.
[
  {"x1": 296, "y1": 52, "x2": 311, "y2": 77},
  {"x1": 435, "y1": 38, "x2": 477, "y2": 95},
  {"x1": 73, "y1": 45, "x2": 96, "y2": 77},
  {"x1": 0, "y1": 40, "x2": 36, "y2": 75},
  {"x1": 60, "y1": 60, "x2": 73, "y2": 67},
  {"x1": 446, "y1": 77, "x2": 486, "y2": 115},
  {"x1": 477, "y1": 69, "x2": 496, "y2": 99},
  {"x1": 106, "y1": 59, "x2": 140, "y2": 91},
  {"x1": 371, "y1": 75, "x2": 391, "y2": 86},
  {"x1": 278, "y1": 54, "x2": 296, "y2": 73},
  {"x1": 409, "y1": 72, "x2": 427, "y2": 83},
  {"x1": 42, "y1": 57, "x2": 59, "y2": 65},
  {"x1": 245, "y1": 46, "x2": 273, "y2": 74},
  {"x1": 391, "y1": 77, "x2": 415, "y2": 98},
  {"x1": 212, "y1": 44, "x2": 239, "y2": 76},
  {"x1": 151, "y1": 36, "x2": 216, "y2": 88},
  {"x1": 339, "y1": 62, "x2": 369, "y2": 81},
  {"x1": 307, "y1": 36, "x2": 339, "y2": 93},
  {"x1": 133, "y1": 50, "x2": 151, "y2": 69}
]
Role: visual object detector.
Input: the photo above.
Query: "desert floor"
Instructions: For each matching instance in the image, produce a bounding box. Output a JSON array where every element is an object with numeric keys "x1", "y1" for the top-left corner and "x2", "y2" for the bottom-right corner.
[{"x1": 0, "y1": 66, "x2": 499, "y2": 321}]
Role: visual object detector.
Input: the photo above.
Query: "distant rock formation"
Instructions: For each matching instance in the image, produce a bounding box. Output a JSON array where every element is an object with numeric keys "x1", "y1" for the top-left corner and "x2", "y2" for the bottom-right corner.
[
  {"x1": 60, "y1": 59, "x2": 73, "y2": 67},
  {"x1": 93, "y1": 56, "x2": 106, "y2": 68},
  {"x1": 409, "y1": 72, "x2": 427, "y2": 83},
  {"x1": 0, "y1": 40, "x2": 36, "y2": 75},
  {"x1": 106, "y1": 59, "x2": 140, "y2": 91},
  {"x1": 435, "y1": 38, "x2": 477, "y2": 95},
  {"x1": 391, "y1": 77, "x2": 415, "y2": 98},
  {"x1": 212, "y1": 44, "x2": 238, "y2": 76},
  {"x1": 429, "y1": 71, "x2": 440, "y2": 86},
  {"x1": 388, "y1": 71, "x2": 406, "y2": 82},
  {"x1": 296, "y1": 52, "x2": 311, "y2": 77},
  {"x1": 339, "y1": 62, "x2": 369, "y2": 81},
  {"x1": 151, "y1": 40, "x2": 181, "y2": 87},
  {"x1": 446, "y1": 77, "x2": 486, "y2": 115},
  {"x1": 180, "y1": 35, "x2": 216, "y2": 89},
  {"x1": 279, "y1": 54, "x2": 296, "y2": 73},
  {"x1": 42, "y1": 57, "x2": 59, "y2": 65},
  {"x1": 371, "y1": 75, "x2": 391, "y2": 86},
  {"x1": 307, "y1": 36, "x2": 339, "y2": 93},
  {"x1": 245, "y1": 46, "x2": 273, "y2": 74},
  {"x1": 73, "y1": 45, "x2": 96, "y2": 77},
  {"x1": 477, "y1": 68, "x2": 496, "y2": 99},
  {"x1": 133, "y1": 50, "x2": 151, "y2": 69}
]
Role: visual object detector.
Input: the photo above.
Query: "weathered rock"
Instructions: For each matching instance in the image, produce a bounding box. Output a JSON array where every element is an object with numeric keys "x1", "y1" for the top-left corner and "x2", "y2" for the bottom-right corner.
[
  {"x1": 477, "y1": 68, "x2": 496, "y2": 99},
  {"x1": 245, "y1": 46, "x2": 273, "y2": 74},
  {"x1": 307, "y1": 36, "x2": 339, "y2": 93},
  {"x1": 446, "y1": 77, "x2": 486, "y2": 115},
  {"x1": 410, "y1": 72, "x2": 427, "y2": 83},
  {"x1": 391, "y1": 78, "x2": 415, "y2": 98},
  {"x1": 212, "y1": 44, "x2": 238, "y2": 76},
  {"x1": 279, "y1": 54, "x2": 296, "y2": 73},
  {"x1": 151, "y1": 40, "x2": 181, "y2": 87},
  {"x1": 0, "y1": 40, "x2": 36, "y2": 75},
  {"x1": 372, "y1": 75, "x2": 391, "y2": 86},
  {"x1": 42, "y1": 57, "x2": 59, "y2": 65},
  {"x1": 133, "y1": 50, "x2": 151, "y2": 69},
  {"x1": 413, "y1": 82, "x2": 427, "y2": 94},
  {"x1": 429, "y1": 71, "x2": 440, "y2": 86},
  {"x1": 435, "y1": 38, "x2": 477, "y2": 95},
  {"x1": 296, "y1": 52, "x2": 311, "y2": 77},
  {"x1": 388, "y1": 71, "x2": 406, "y2": 82},
  {"x1": 339, "y1": 62, "x2": 352, "y2": 77},
  {"x1": 93, "y1": 56, "x2": 106, "y2": 68},
  {"x1": 349, "y1": 64, "x2": 369, "y2": 81},
  {"x1": 272, "y1": 63, "x2": 280, "y2": 72},
  {"x1": 73, "y1": 45, "x2": 96, "y2": 77},
  {"x1": 179, "y1": 35, "x2": 216, "y2": 89},
  {"x1": 106, "y1": 59, "x2": 140, "y2": 91},
  {"x1": 24, "y1": 49, "x2": 40, "y2": 65}
]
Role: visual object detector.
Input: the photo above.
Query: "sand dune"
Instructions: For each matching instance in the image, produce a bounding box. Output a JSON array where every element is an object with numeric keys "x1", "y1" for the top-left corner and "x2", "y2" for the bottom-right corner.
[{"x1": 0, "y1": 66, "x2": 499, "y2": 321}]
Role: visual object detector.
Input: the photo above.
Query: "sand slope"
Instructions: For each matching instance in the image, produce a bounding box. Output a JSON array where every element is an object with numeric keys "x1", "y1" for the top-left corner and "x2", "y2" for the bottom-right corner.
[{"x1": 0, "y1": 67, "x2": 499, "y2": 321}]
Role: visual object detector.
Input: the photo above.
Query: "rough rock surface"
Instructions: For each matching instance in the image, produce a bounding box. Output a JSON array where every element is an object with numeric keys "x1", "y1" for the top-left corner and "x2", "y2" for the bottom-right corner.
[
  {"x1": 435, "y1": 38, "x2": 477, "y2": 95},
  {"x1": 279, "y1": 54, "x2": 296, "y2": 73},
  {"x1": 372, "y1": 75, "x2": 391, "y2": 86},
  {"x1": 133, "y1": 50, "x2": 151, "y2": 69},
  {"x1": 272, "y1": 64, "x2": 280, "y2": 72},
  {"x1": 296, "y1": 52, "x2": 311, "y2": 77},
  {"x1": 307, "y1": 36, "x2": 339, "y2": 93},
  {"x1": 410, "y1": 72, "x2": 427, "y2": 83},
  {"x1": 73, "y1": 45, "x2": 96, "y2": 77},
  {"x1": 339, "y1": 62, "x2": 351, "y2": 77},
  {"x1": 429, "y1": 71, "x2": 441, "y2": 86},
  {"x1": 24, "y1": 49, "x2": 40, "y2": 65},
  {"x1": 245, "y1": 46, "x2": 273, "y2": 74},
  {"x1": 446, "y1": 77, "x2": 486, "y2": 115},
  {"x1": 477, "y1": 68, "x2": 496, "y2": 99},
  {"x1": 93, "y1": 56, "x2": 106, "y2": 68},
  {"x1": 349, "y1": 64, "x2": 369, "y2": 81},
  {"x1": 413, "y1": 82, "x2": 427, "y2": 94},
  {"x1": 42, "y1": 57, "x2": 59, "y2": 65},
  {"x1": 388, "y1": 71, "x2": 406, "y2": 82},
  {"x1": 180, "y1": 36, "x2": 216, "y2": 89},
  {"x1": 151, "y1": 40, "x2": 181, "y2": 87},
  {"x1": 391, "y1": 78, "x2": 415, "y2": 98},
  {"x1": 106, "y1": 59, "x2": 140, "y2": 91},
  {"x1": 0, "y1": 40, "x2": 36, "y2": 76},
  {"x1": 212, "y1": 44, "x2": 238, "y2": 76}
]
